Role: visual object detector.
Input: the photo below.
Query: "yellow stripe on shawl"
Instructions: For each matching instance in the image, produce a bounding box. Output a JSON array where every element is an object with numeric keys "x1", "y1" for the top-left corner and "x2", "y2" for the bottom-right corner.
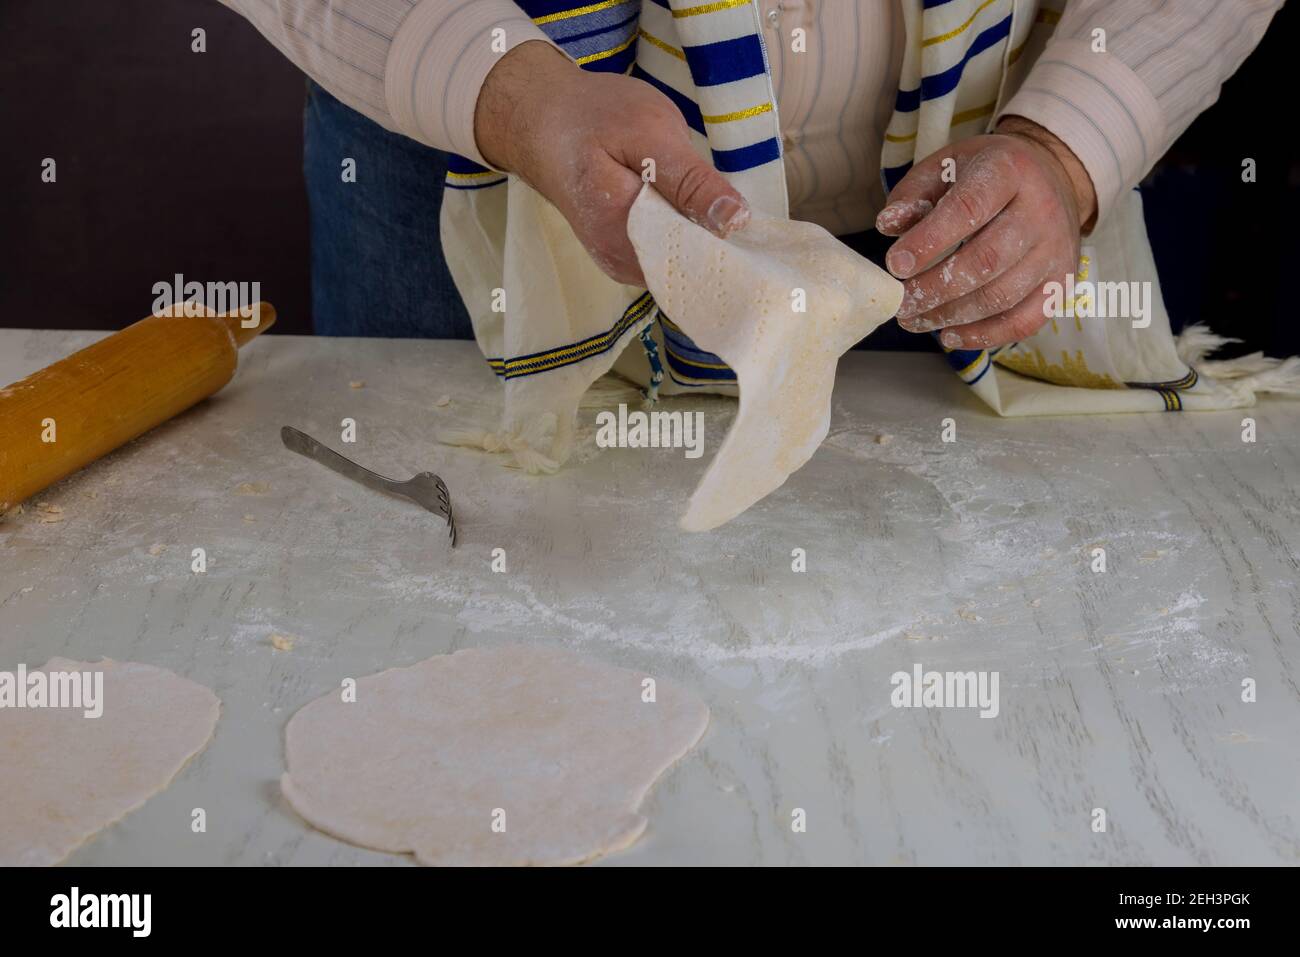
[
  {"x1": 637, "y1": 28, "x2": 687, "y2": 61},
  {"x1": 575, "y1": 32, "x2": 638, "y2": 66},
  {"x1": 950, "y1": 100, "x2": 997, "y2": 126},
  {"x1": 673, "y1": 0, "x2": 754, "y2": 18},
  {"x1": 498, "y1": 294, "x2": 656, "y2": 377},
  {"x1": 533, "y1": 0, "x2": 629, "y2": 26},
  {"x1": 885, "y1": 100, "x2": 997, "y2": 143},
  {"x1": 957, "y1": 351, "x2": 988, "y2": 379},
  {"x1": 923, "y1": 0, "x2": 1002, "y2": 47},
  {"x1": 703, "y1": 102, "x2": 774, "y2": 124}
]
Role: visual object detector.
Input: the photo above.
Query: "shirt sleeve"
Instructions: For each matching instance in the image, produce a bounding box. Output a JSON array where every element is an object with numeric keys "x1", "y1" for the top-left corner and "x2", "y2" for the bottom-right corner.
[
  {"x1": 998, "y1": 0, "x2": 1283, "y2": 223},
  {"x1": 215, "y1": 0, "x2": 561, "y2": 167}
]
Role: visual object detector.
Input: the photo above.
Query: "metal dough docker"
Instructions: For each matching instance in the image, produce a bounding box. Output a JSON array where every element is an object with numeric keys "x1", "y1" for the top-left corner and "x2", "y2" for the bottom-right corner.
[{"x1": 280, "y1": 426, "x2": 456, "y2": 546}]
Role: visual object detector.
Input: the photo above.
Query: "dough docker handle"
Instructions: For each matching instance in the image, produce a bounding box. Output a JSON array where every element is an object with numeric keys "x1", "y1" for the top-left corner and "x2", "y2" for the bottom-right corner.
[{"x1": 0, "y1": 302, "x2": 277, "y2": 513}]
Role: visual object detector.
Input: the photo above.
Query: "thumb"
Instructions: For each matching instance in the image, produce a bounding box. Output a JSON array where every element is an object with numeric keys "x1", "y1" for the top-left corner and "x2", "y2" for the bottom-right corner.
[{"x1": 653, "y1": 139, "x2": 750, "y2": 237}]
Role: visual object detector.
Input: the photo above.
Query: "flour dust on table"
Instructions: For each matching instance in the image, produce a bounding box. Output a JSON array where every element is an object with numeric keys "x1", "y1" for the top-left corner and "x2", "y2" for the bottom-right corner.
[
  {"x1": 280, "y1": 644, "x2": 709, "y2": 866},
  {"x1": 0, "y1": 658, "x2": 220, "y2": 866}
]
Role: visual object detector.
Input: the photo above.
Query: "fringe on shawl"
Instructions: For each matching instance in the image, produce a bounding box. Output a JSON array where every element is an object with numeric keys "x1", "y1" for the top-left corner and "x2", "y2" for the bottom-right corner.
[{"x1": 1175, "y1": 324, "x2": 1300, "y2": 398}]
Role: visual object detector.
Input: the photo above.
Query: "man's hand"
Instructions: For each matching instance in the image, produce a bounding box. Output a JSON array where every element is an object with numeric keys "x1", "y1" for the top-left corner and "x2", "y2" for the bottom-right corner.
[
  {"x1": 876, "y1": 117, "x2": 1098, "y2": 350},
  {"x1": 474, "y1": 41, "x2": 749, "y2": 286}
]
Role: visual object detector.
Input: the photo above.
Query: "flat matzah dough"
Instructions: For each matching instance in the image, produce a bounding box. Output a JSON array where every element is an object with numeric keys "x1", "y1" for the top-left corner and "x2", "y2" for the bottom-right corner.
[
  {"x1": 280, "y1": 644, "x2": 709, "y2": 866},
  {"x1": 627, "y1": 185, "x2": 904, "y2": 530},
  {"x1": 0, "y1": 658, "x2": 220, "y2": 866}
]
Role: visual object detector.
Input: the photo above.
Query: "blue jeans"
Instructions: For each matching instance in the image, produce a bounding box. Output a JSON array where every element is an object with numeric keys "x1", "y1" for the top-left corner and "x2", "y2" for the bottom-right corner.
[
  {"x1": 304, "y1": 81, "x2": 473, "y2": 338},
  {"x1": 303, "y1": 80, "x2": 927, "y2": 350}
]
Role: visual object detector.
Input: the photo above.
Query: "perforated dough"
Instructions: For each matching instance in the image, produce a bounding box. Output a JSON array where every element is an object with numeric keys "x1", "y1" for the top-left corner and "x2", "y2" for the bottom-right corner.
[
  {"x1": 280, "y1": 644, "x2": 709, "y2": 866},
  {"x1": 627, "y1": 185, "x2": 904, "y2": 530},
  {"x1": 0, "y1": 658, "x2": 220, "y2": 866}
]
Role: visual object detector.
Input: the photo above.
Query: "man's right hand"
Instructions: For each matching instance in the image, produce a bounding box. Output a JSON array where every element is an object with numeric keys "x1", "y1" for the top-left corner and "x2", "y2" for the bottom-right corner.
[{"x1": 473, "y1": 40, "x2": 749, "y2": 286}]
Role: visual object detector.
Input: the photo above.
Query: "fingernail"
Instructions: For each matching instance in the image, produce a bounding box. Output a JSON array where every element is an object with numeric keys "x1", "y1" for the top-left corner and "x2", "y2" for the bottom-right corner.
[
  {"x1": 888, "y1": 248, "x2": 916, "y2": 278},
  {"x1": 940, "y1": 331, "x2": 962, "y2": 349},
  {"x1": 707, "y1": 195, "x2": 749, "y2": 235}
]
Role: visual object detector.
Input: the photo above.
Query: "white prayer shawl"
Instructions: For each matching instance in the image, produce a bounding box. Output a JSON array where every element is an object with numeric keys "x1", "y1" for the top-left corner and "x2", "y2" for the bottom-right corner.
[{"x1": 439, "y1": 0, "x2": 1297, "y2": 468}]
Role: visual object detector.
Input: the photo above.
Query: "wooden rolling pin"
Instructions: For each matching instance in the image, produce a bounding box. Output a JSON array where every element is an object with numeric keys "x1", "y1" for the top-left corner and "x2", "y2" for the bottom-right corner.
[{"x1": 0, "y1": 302, "x2": 276, "y2": 513}]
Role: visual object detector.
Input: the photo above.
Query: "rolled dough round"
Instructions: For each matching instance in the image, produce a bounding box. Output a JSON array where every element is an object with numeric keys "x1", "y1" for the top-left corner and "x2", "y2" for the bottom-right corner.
[
  {"x1": 0, "y1": 658, "x2": 220, "y2": 866},
  {"x1": 627, "y1": 185, "x2": 904, "y2": 531},
  {"x1": 280, "y1": 644, "x2": 709, "y2": 866}
]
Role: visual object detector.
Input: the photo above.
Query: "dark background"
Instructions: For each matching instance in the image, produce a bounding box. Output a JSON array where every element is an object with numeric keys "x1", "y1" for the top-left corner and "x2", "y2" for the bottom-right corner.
[{"x1": 2, "y1": 0, "x2": 1296, "y2": 355}]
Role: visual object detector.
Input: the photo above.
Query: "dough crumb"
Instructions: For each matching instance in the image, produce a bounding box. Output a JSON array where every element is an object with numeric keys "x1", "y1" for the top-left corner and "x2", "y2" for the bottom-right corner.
[
  {"x1": 1, "y1": 504, "x2": 24, "y2": 521},
  {"x1": 269, "y1": 633, "x2": 296, "y2": 652},
  {"x1": 242, "y1": 514, "x2": 257, "y2": 523},
  {"x1": 350, "y1": 380, "x2": 365, "y2": 389},
  {"x1": 1139, "y1": 548, "x2": 1168, "y2": 562},
  {"x1": 434, "y1": 395, "x2": 451, "y2": 408},
  {"x1": 148, "y1": 543, "x2": 167, "y2": 556},
  {"x1": 38, "y1": 513, "x2": 65, "y2": 524},
  {"x1": 956, "y1": 608, "x2": 981, "y2": 622},
  {"x1": 1216, "y1": 730, "x2": 1259, "y2": 744},
  {"x1": 874, "y1": 433, "x2": 893, "y2": 445},
  {"x1": 234, "y1": 482, "x2": 271, "y2": 496},
  {"x1": 36, "y1": 502, "x2": 63, "y2": 514}
]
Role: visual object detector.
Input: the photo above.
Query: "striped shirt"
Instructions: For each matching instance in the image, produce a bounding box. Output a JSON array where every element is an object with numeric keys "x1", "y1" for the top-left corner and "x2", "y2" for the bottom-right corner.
[{"x1": 218, "y1": 0, "x2": 1281, "y2": 232}]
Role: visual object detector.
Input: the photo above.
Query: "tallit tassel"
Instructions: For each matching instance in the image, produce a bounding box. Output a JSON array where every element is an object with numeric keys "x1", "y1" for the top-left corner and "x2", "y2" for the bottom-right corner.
[
  {"x1": 1209, "y1": 355, "x2": 1300, "y2": 397},
  {"x1": 1174, "y1": 323, "x2": 1241, "y2": 366},
  {"x1": 1176, "y1": 324, "x2": 1300, "y2": 396}
]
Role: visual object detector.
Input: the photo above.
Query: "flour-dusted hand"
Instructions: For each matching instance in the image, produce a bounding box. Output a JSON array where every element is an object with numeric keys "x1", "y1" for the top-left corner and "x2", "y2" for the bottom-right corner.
[
  {"x1": 473, "y1": 41, "x2": 750, "y2": 286},
  {"x1": 877, "y1": 117, "x2": 1098, "y2": 351}
]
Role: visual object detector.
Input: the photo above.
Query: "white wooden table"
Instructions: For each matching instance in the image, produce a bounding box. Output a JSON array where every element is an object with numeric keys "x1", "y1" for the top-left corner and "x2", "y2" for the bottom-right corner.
[{"x1": 2, "y1": 330, "x2": 1297, "y2": 866}]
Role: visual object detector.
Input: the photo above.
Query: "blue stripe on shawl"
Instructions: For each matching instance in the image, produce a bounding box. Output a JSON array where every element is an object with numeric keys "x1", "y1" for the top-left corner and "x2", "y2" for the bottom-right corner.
[
  {"x1": 661, "y1": 323, "x2": 719, "y2": 363},
  {"x1": 632, "y1": 65, "x2": 706, "y2": 135},
  {"x1": 893, "y1": 11, "x2": 1013, "y2": 113},
  {"x1": 883, "y1": 162, "x2": 913, "y2": 191},
  {"x1": 895, "y1": 87, "x2": 921, "y2": 112},
  {"x1": 940, "y1": 342, "x2": 986, "y2": 375},
  {"x1": 445, "y1": 177, "x2": 508, "y2": 191},
  {"x1": 921, "y1": 14, "x2": 1013, "y2": 101},
  {"x1": 713, "y1": 138, "x2": 782, "y2": 173},
  {"x1": 553, "y1": 9, "x2": 641, "y2": 47},
  {"x1": 661, "y1": 322, "x2": 736, "y2": 382},
  {"x1": 683, "y1": 34, "x2": 767, "y2": 87},
  {"x1": 517, "y1": 0, "x2": 638, "y2": 19},
  {"x1": 446, "y1": 154, "x2": 491, "y2": 175}
]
